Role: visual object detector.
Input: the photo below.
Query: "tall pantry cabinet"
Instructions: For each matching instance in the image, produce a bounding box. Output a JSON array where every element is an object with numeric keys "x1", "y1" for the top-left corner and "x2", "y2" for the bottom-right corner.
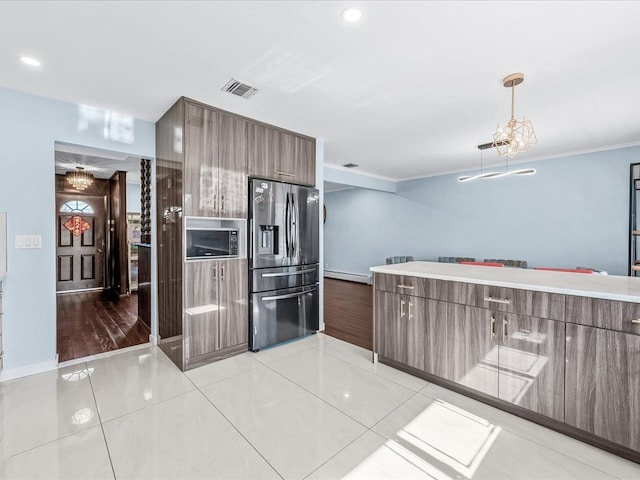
[{"x1": 156, "y1": 97, "x2": 316, "y2": 371}]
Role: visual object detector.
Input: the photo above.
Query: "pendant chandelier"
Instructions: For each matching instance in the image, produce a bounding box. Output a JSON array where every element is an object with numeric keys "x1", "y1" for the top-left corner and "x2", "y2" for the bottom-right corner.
[
  {"x1": 492, "y1": 73, "x2": 537, "y2": 157},
  {"x1": 66, "y1": 166, "x2": 94, "y2": 191}
]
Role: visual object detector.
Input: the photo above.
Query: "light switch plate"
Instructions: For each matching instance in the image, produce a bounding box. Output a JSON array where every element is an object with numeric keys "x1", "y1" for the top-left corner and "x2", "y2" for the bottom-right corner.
[{"x1": 15, "y1": 234, "x2": 42, "y2": 249}]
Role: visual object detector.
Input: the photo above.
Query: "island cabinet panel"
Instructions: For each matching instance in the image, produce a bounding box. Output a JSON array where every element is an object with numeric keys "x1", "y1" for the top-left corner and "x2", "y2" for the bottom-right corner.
[
  {"x1": 565, "y1": 295, "x2": 640, "y2": 335},
  {"x1": 375, "y1": 273, "x2": 451, "y2": 301},
  {"x1": 452, "y1": 283, "x2": 565, "y2": 321},
  {"x1": 375, "y1": 273, "x2": 426, "y2": 296},
  {"x1": 565, "y1": 323, "x2": 640, "y2": 451},
  {"x1": 375, "y1": 291, "x2": 427, "y2": 371},
  {"x1": 448, "y1": 304, "x2": 498, "y2": 397},
  {"x1": 498, "y1": 313, "x2": 565, "y2": 421}
]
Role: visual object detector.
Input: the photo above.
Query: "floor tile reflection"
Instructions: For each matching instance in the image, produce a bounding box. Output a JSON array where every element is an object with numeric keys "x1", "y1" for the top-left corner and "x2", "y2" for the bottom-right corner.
[
  {"x1": 1, "y1": 336, "x2": 638, "y2": 479},
  {"x1": 0, "y1": 364, "x2": 99, "y2": 459}
]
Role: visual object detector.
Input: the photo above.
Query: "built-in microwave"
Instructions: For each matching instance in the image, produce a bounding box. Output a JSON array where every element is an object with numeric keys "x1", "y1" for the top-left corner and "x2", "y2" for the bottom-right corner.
[{"x1": 186, "y1": 228, "x2": 239, "y2": 260}]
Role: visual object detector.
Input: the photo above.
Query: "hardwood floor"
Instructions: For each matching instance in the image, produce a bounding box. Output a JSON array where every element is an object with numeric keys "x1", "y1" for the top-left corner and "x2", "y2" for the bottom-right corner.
[
  {"x1": 56, "y1": 290, "x2": 150, "y2": 362},
  {"x1": 324, "y1": 278, "x2": 373, "y2": 350}
]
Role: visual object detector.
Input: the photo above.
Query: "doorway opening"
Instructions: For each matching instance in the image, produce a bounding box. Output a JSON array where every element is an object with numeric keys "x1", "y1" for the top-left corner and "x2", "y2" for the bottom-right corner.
[{"x1": 54, "y1": 142, "x2": 152, "y2": 362}]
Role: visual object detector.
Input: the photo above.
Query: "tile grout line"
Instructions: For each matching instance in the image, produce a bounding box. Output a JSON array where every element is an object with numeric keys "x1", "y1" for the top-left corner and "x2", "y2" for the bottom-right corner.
[
  {"x1": 417, "y1": 387, "x2": 627, "y2": 479},
  {"x1": 86, "y1": 361, "x2": 118, "y2": 480},
  {"x1": 182, "y1": 372, "x2": 285, "y2": 480},
  {"x1": 302, "y1": 391, "x2": 427, "y2": 479}
]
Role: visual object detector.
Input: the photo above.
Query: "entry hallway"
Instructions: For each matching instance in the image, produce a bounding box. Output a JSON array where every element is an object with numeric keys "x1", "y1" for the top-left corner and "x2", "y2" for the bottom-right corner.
[{"x1": 1, "y1": 334, "x2": 639, "y2": 479}]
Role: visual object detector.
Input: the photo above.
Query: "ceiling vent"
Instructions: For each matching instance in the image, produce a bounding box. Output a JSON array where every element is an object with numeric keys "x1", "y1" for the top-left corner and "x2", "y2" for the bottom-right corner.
[
  {"x1": 342, "y1": 163, "x2": 359, "y2": 168},
  {"x1": 222, "y1": 78, "x2": 259, "y2": 99}
]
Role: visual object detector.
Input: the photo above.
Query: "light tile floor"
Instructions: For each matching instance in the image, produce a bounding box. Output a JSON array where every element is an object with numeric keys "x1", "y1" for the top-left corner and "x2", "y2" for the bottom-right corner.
[{"x1": 1, "y1": 333, "x2": 639, "y2": 480}]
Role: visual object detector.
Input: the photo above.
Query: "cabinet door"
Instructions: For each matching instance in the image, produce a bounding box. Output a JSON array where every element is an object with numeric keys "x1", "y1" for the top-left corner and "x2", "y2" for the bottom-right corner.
[
  {"x1": 376, "y1": 291, "x2": 407, "y2": 365},
  {"x1": 295, "y1": 136, "x2": 316, "y2": 186},
  {"x1": 405, "y1": 295, "x2": 427, "y2": 372},
  {"x1": 218, "y1": 259, "x2": 248, "y2": 350},
  {"x1": 247, "y1": 122, "x2": 279, "y2": 181},
  {"x1": 450, "y1": 305, "x2": 498, "y2": 397},
  {"x1": 565, "y1": 324, "x2": 640, "y2": 451},
  {"x1": 499, "y1": 314, "x2": 565, "y2": 421},
  {"x1": 184, "y1": 261, "x2": 219, "y2": 358},
  {"x1": 184, "y1": 103, "x2": 218, "y2": 217},
  {"x1": 278, "y1": 132, "x2": 298, "y2": 182},
  {"x1": 218, "y1": 113, "x2": 248, "y2": 218},
  {"x1": 425, "y1": 300, "x2": 448, "y2": 378}
]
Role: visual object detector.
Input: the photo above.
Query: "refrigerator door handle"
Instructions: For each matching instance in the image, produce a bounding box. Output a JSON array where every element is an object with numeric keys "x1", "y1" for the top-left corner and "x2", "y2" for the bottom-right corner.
[
  {"x1": 261, "y1": 288, "x2": 316, "y2": 302},
  {"x1": 285, "y1": 192, "x2": 291, "y2": 257},
  {"x1": 261, "y1": 268, "x2": 316, "y2": 278},
  {"x1": 291, "y1": 192, "x2": 297, "y2": 255}
]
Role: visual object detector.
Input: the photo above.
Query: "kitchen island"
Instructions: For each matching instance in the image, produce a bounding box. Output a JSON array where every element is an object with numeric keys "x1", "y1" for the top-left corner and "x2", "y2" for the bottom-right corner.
[{"x1": 370, "y1": 261, "x2": 640, "y2": 463}]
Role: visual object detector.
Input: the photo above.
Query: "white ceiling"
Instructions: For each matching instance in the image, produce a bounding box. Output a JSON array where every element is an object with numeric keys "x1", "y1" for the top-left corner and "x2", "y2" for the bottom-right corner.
[
  {"x1": 55, "y1": 143, "x2": 142, "y2": 184},
  {"x1": 2, "y1": 1, "x2": 640, "y2": 180}
]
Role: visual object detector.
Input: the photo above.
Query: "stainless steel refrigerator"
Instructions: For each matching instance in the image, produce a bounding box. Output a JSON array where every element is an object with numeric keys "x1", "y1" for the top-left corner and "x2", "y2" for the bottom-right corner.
[{"x1": 249, "y1": 178, "x2": 319, "y2": 351}]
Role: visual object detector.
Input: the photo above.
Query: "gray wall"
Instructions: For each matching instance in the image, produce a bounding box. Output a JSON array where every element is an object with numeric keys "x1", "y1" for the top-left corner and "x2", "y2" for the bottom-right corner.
[{"x1": 324, "y1": 146, "x2": 638, "y2": 276}]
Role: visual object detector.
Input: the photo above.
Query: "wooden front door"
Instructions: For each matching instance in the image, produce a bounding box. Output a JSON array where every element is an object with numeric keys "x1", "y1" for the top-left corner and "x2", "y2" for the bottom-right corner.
[{"x1": 56, "y1": 194, "x2": 106, "y2": 292}]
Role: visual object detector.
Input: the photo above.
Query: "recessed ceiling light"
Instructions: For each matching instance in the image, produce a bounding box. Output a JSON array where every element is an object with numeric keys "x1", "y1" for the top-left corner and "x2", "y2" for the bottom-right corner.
[
  {"x1": 341, "y1": 8, "x2": 362, "y2": 23},
  {"x1": 20, "y1": 56, "x2": 41, "y2": 67}
]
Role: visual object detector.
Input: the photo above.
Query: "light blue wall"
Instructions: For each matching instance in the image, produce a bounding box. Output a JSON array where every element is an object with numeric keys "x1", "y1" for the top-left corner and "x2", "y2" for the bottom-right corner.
[
  {"x1": 126, "y1": 182, "x2": 141, "y2": 213},
  {"x1": 0, "y1": 87, "x2": 155, "y2": 369},
  {"x1": 324, "y1": 165, "x2": 396, "y2": 193},
  {"x1": 324, "y1": 146, "x2": 638, "y2": 276}
]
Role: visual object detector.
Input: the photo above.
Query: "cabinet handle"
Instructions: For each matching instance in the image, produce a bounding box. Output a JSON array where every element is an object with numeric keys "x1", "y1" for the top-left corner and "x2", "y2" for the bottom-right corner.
[
  {"x1": 213, "y1": 193, "x2": 217, "y2": 212},
  {"x1": 631, "y1": 319, "x2": 640, "y2": 324},
  {"x1": 502, "y1": 319, "x2": 508, "y2": 342},
  {"x1": 400, "y1": 299, "x2": 405, "y2": 318},
  {"x1": 397, "y1": 285, "x2": 414, "y2": 290},
  {"x1": 491, "y1": 316, "x2": 496, "y2": 339},
  {"x1": 484, "y1": 296, "x2": 511, "y2": 305},
  {"x1": 213, "y1": 266, "x2": 217, "y2": 280},
  {"x1": 221, "y1": 194, "x2": 225, "y2": 214},
  {"x1": 276, "y1": 171, "x2": 296, "y2": 177},
  {"x1": 408, "y1": 301, "x2": 413, "y2": 319},
  {"x1": 221, "y1": 265, "x2": 224, "y2": 280}
]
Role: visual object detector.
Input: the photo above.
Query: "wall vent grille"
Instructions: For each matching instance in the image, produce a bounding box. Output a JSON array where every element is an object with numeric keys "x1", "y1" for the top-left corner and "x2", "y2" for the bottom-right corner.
[{"x1": 221, "y1": 78, "x2": 259, "y2": 99}]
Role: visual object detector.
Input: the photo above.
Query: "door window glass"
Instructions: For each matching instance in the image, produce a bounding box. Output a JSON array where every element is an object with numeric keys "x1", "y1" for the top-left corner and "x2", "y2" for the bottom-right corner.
[{"x1": 60, "y1": 200, "x2": 94, "y2": 213}]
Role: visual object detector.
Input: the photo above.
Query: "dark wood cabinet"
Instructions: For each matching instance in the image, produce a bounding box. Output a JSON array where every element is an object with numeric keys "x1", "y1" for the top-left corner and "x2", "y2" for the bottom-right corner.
[
  {"x1": 185, "y1": 261, "x2": 219, "y2": 358},
  {"x1": 375, "y1": 280, "x2": 566, "y2": 420},
  {"x1": 448, "y1": 304, "x2": 498, "y2": 396},
  {"x1": 248, "y1": 122, "x2": 316, "y2": 186},
  {"x1": 565, "y1": 323, "x2": 640, "y2": 451},
  {"x1": 498, "y1": 313, "x2": 565, "y2": 421},
  {"x1": 375, "y1": 291, "x2": 426, "y2": 371},
  {"x1": 218, "y1": 259, "x2": 248, "y2": 350},
  {"x1": 184, "y1": 103, "x2": 247, "y2": 218},
  {"x1": 373, "y1": 268, "x2": 640, "y2": 461},
  {"x1": 184, "y1": 259, "x2": 248, "y2": 364}
]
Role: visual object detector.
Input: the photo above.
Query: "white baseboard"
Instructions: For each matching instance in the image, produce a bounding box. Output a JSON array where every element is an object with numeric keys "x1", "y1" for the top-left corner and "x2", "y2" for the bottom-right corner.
[
  {"x1": 0, "y1": 355, "x2": 59, "y2": 383},
  {"x1": 149, "y1": 334, "x2": 158, "y2": 346}
]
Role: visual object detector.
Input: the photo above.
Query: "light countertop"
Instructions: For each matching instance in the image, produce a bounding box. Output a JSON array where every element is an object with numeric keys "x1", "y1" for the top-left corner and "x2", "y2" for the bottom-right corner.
[{"x1": 370, "y1": 261, "x2": 640, "y2": 303}]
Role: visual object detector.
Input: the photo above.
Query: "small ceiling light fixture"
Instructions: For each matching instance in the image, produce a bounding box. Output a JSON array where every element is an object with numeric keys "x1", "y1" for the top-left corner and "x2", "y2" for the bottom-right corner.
[
  {"x1": 20, "y1": 56, "x2": 41, "y2": 67},
  {"x1": 458, "y1": 141, "x2": 536, "y2": 182},
  {"x1": 66, "y1": 167, "x2": 94, "y2": 191},
  {"x1": 492, "y1": 73, "x2": 537, "y2": 157},
  {"x1": 341, "y1": 8, "x2": 362, "y2": 23}
]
